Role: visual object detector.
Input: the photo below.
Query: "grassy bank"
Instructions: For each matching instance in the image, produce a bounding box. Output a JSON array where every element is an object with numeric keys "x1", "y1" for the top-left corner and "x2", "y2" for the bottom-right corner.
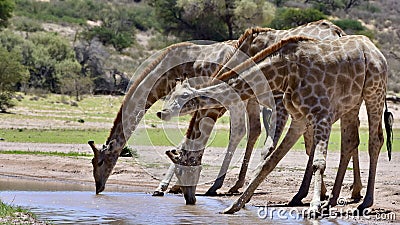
[
  {"x1": 0, "y1": 200, "x2": 41, "y2": 224},
  {"x1": 0, "y1": 126, "x2": 397, "y2": 152}
]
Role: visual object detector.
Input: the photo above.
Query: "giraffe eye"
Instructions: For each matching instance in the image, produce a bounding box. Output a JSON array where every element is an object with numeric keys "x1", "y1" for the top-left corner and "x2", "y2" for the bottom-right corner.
[
  {"x1": 98, "y1": 160, "x2": 104, "y2": 167},
  {"x1": 181, "y1": 93, "x2": 190, "y2": 99}
]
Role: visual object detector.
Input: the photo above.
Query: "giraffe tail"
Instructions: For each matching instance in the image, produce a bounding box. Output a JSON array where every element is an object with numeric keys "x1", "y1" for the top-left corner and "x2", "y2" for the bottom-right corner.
[{"x1": 384, "y1": 99, "x2": 393, "y2": 161}]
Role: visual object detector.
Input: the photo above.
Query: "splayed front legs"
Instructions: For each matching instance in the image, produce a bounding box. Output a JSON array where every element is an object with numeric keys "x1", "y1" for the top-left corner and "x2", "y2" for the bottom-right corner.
[{"x1": 223, "y1": 119, "x2": 306, "y2": 214}]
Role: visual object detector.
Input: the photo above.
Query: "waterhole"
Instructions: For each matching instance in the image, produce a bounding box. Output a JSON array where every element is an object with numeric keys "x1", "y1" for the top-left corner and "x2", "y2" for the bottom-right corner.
[{"x1": 0, "y1": 177, "x2": 353, "y2": 224}]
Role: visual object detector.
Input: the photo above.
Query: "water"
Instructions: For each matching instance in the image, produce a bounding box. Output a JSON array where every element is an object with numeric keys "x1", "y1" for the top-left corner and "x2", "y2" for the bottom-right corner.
[{"x1": 0, "y1": 177, "x2": 355, "y2": 224}]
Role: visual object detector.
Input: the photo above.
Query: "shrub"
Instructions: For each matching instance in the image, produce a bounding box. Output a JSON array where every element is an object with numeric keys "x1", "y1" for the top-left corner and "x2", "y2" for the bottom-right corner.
[
  {"x1": 11, "y1": 17, "x2": 44, "y2": 32},
  {"x1": 269, "y1": 7, "x2": 326, "y2": 29},
  {"x1": 333, "y1": 19, "x2": 375, "y2": 39},
  {"x1": 0, "y1": 92, "x2": 15, "y2": 112}
]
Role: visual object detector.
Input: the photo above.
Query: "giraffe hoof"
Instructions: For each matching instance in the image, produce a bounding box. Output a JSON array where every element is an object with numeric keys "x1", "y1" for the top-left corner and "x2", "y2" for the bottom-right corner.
[
  {"x1": 351, "y1": 194, "x2": 363, "y2": 202},
  {"x1": 288, "y1": 198, "x2": 305, "y2": 206},
  {"x1": 152, "y1": 191, "x2": 165, "y2": 197},
  {"x1": 307, "y1": 206, "x2": 322, "y2": 219},
  {"x1": 204, "y1": 190, "x2": 218, "y2": 196}
]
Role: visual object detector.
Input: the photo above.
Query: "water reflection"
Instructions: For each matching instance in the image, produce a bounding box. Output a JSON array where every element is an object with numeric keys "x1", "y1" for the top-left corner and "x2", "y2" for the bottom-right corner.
[{"x1": 0, "y1": 177, "x2": 354, "y2": 224}]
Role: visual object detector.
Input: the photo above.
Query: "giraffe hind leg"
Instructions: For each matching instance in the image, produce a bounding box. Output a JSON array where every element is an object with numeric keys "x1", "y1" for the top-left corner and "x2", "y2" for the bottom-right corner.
[{"x1": 357, "y1": 93, "x2": 384, "y2": 211}]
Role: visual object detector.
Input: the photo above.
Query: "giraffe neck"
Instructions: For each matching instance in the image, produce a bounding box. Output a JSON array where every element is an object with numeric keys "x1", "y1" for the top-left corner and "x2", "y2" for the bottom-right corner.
[{"x1": 106, "y1": 42, "x2": 239, "y2": 151}]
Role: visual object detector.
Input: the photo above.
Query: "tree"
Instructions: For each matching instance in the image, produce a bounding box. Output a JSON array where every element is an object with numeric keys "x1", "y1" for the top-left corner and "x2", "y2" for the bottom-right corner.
[
  {"x1": 149, "y1": 0, "x2": 276, "y2": 41},
  {"x1": 82, "y1": 6, "x2": 136, "y2": 52},
  {"x1": 0, "y1": 0, "x2": 15, "y2": 29},
  {"x1": 269, "y1": 7, "x2": 326, "y2": 29},
  {"x1": 305, "y1": 0, "x2": 366, "y2": 14},
  {"x1": 57, "y1": 59, "x2": 92, "y2": 101},
  {"x1": 24, "y1": 32, "x2": 77, "y2": 93},
  {"x1": 0, "y1": 46, "x2": 28, "y2": 112}
]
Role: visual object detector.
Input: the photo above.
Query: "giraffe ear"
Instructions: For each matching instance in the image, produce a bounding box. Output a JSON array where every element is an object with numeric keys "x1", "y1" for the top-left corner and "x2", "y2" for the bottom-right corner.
[
  {"x1": 106, "y1": 139, "x2": 118, "y2": 154},
  {"x1": 88, "y1": 141, "x2": 99, "y2": 158},
  {"x1": 166, "y1": 149, "x2": 180, "y2": 163},
  {"x1": 175, "y1": 78, "x2": 183, "y2": 84}
]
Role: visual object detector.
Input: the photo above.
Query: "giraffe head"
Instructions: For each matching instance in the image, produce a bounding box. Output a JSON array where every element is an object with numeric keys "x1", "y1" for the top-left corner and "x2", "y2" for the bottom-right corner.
[
  {"x1": 157, "y1": 80, "x2": 220, "y2": 121},
  {"x1": 166, "y1": 148, "x2": 203, "y2": 205},
  {"x1": 88, "y1": 140, "x2": 119, "y2": 194}
]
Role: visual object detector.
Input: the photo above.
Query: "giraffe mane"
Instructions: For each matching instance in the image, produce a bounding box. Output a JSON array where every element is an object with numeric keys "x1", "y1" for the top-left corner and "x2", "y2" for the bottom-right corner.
[
  {"x1": 107, "y1": 42, "x2": 194, "y2": 144},
  {"x1": 210, "y1": 27, "x2": 275, "y2": 78},
  {"x1": 216, "y1": 35, "x2": 317, "y2": 82},
  {"x1": 186, "y1": 27, "x2": 275, "y2": 138}
]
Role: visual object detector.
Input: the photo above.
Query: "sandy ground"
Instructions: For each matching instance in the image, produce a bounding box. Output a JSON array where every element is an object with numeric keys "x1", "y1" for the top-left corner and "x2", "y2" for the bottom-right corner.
[{"x1": 0, "y1": 101, "x2": 399, "y2": 224}]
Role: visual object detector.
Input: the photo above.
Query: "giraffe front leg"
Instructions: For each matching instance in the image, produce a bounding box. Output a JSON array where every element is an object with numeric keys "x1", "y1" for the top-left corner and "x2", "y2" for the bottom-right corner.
[
  {"x1": 228, "y1": 99, "x2": 261, "y2": 194},
  {"x1": 224, "y1": 119, "x2": 306, "y2": 214},
  {"x1": 205, "y1": 105, "x2": 246, "y2": 196},
  {"x1": 309, "y1": 122, "x2": 331, "y2": 214},
  {"x1": 153, "y1": 163, "x2": 175, "y2": 196},
  {"x1": 289, "y1": 125, "x2": 313, "y2": 206}
]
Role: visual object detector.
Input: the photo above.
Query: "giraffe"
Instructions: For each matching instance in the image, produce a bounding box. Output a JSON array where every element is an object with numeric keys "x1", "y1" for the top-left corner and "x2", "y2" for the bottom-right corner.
[
  {"x1": 158, "y1": 20, "x2": 362, "y2": 203},
  {"x1": 87, "y1": 20, "x2": 352, "y2": 197},
  {"x1": 87, "y1": 36, "x2": 277, "y2": 195},
  {"x1": 158, "y1": 35, "x2": 389, "y2": 213}
]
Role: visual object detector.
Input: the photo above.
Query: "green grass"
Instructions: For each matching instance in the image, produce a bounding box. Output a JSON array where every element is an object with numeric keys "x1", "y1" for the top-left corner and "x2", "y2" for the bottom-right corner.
[
  {"x1": 0, "y1": 150, "x2": 92, "y2": 157},
  {"x1": 3, "y1": 93, "x2": 200, "y2": 126},
  {"x1": 0, "y1": 128, "x2": 108, "y2": 144},
  {"x1": 3, "y1": 93, "x2": 123, "y2": 124},
  {"x1": 1, "y1": 126, "x2": 398, "y2": 152},
  {"x1": 0, "y1": 200, "x2": 32, "y2": 221}
]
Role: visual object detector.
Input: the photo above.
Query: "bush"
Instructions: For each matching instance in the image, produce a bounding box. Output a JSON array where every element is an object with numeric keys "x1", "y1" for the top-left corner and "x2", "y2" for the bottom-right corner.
[
  {"x1": 0, "y1": 92, "x2": 15, "y2": 112},
  {"x1": 11, "y1": 17, "x2": 44, "y2": 32},
  {"x1": 333, "y1": 19, "x2": 364, "y2": 31},
  {"x1": 269, "y1": 7, "x2": 326, "y2": 29},
  {"x1": 333, "y1": 19, "x2": 374, "y2": 39},
  {"x1": 0, "y1": 46, "x2": 27, "y2": 112}
]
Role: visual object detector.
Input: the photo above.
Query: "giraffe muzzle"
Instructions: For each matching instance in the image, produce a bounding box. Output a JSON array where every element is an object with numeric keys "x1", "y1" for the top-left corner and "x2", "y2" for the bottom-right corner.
[
  {"x1": 156, "y1": 109, "x2": 174, "y2": 121},
  {"x1": 96, "y1": 181, "x2": 105, "y2": 194}
]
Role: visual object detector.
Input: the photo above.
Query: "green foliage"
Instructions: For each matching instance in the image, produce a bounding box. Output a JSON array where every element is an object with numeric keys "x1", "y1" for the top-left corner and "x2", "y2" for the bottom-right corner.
[
  {"x1": 24, "y1": 32, "x2": 78, "y2": 92},
  {"x1": 0, "y1": 200, "x2": 30, "y2": 219},
  {"x1": 0, "y1": 46, "x2": 28, "y2": 112},
  {"x1": 0, "y1": 0, "x2": 15, "y2": 29},
  {"x1": 269, "y1": 7, "x2": 326, "y2": 29},
  {"x1": 333, "y1": 19, "x2": 374, "y2": 39},
  {"x1": 56, "y1": 59, "x2": 93, "y2": 101},
  {"x1": 0, "y1": 31, "x2": 83, "y2": 94},
  {"x1": 150, "y1": 0, "x2": 275, "y2": 41},
  {"x1": 11, "y1": 16, "x2": 44, "y2": 32},
  {"x1": 0, "y1": 29, "x2": 25, "y2": 52},
  {"x1": 306, "y1": 0, "x2": 367, "y2": 14},
  {"x1": 0, "y1": 92, "x2": 14, "y2": 112},
  {"x1": 357, "y1": 2, "x2": 380, "y2": 13},
  {"x1": 82, "y1": 6, "x2": 138, "y2": 51},
  {"x1": 333, "y1": 18, "x2": 364, "y2": 31},
  {"x1": 14, "y1": 0, "x2": 105, "y2": 25}
]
